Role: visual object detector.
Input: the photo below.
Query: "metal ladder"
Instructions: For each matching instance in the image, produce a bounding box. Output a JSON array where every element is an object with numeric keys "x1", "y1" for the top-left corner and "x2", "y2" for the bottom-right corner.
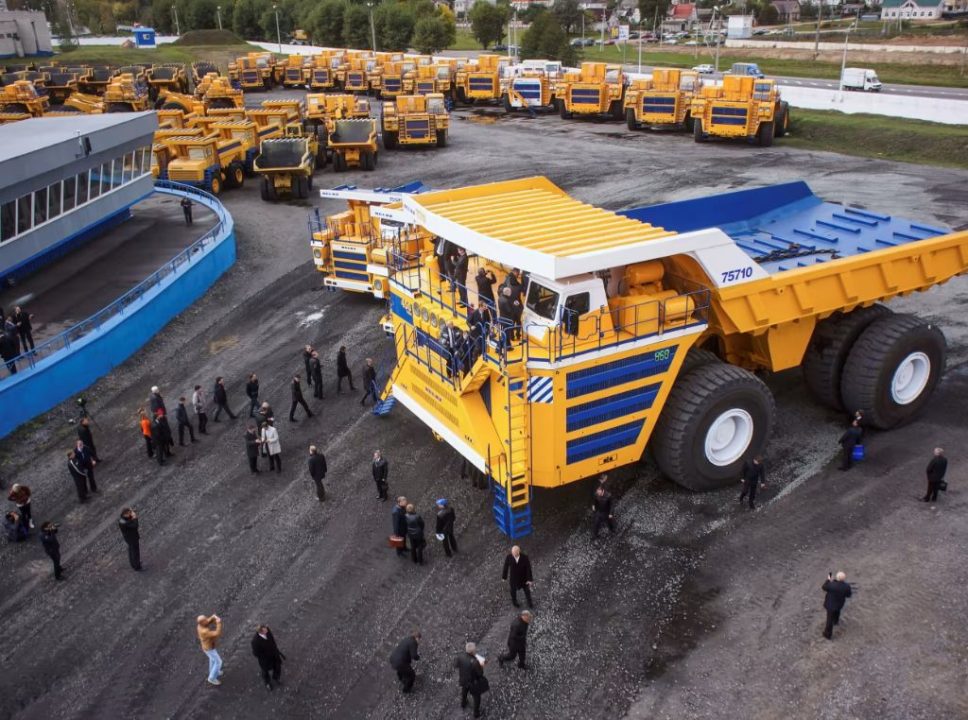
[{"x1": 491, "y1": 377, "x2": 532, "y2": 538}]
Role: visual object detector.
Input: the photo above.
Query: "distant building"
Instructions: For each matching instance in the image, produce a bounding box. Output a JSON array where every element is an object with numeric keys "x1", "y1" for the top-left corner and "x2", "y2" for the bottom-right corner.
[
  {"x1": 0, "y1": 9, "x2": 53, "y2": 58},
  {"x1": 727, "y1": 15, "x2": 754, "y2": 38},
  {"x1": 770, "y1": 0, "x2": 802, "y2": 21},
  {"x1": 880, "y1": 0, "x2": 945, "y2": 18},
  {"x1": 662, "y1": 2, "x2": 697, "y2": 32}
]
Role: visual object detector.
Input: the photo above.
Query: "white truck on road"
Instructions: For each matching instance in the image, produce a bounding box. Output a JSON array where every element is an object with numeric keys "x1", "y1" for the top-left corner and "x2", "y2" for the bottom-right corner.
[{"x1": 841, "y1": 67, "x2": 882, "y2": 92}]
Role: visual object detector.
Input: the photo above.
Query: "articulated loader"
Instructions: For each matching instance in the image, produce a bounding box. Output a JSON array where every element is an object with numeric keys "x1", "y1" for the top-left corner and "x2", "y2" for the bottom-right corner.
[
  {"x1": 557, "y1": 62, "x2": 626, "y2": 120},
  {"x1": 0, "y1": 80, "x2": 50, "y2": 118},
  {"x1": 103, "y1": 75, "x2": 151, "y2": 112},
  {"x1": 368, "y1": 176, "x2": 967, "y2": 537},
  {"x1": 625, "y1": 68, "x2": 702, "y2": 131},
  {"x1": 691, "y1": 76, "x2": 790, "y2": 147},
  {"x1": 381, "y1": 94, "x2": 449, "y2": 149}
]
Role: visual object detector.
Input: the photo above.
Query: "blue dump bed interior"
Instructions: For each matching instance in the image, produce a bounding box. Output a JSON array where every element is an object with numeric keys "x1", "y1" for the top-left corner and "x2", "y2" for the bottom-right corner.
[{"x1": 619, "y1": 181, "x2": 950, "y2": 275}]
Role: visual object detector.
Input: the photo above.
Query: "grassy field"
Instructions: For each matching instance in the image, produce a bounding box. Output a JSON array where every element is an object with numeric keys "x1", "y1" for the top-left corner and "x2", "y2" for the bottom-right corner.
[
  {"x1": 587, "y1": 45, "x2": 968, "y2": 87},
  {"x1": 452, "y1": 28, "x2": 485, "y2": 51},
  {"x1": 0, "y1": 44, "x2": 257, "y2": 72},
  {"x1": 784, "y1": 109, "x2": 968, "y2": 168}
]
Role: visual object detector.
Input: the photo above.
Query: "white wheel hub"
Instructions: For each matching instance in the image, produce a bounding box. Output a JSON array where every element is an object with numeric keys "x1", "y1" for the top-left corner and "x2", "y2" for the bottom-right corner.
[
  {"x1": 704, "y1": 409, "x2": 754, "y2": 467},
  {"x1": 891, "y1": 351, "x2": 931, "y2": 405}
]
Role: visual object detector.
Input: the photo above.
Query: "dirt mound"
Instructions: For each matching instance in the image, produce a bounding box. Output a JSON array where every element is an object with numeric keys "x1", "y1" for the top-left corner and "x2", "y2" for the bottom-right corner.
[{"x1": 171, "y1": 29, "x2": 244, "y2": 46}]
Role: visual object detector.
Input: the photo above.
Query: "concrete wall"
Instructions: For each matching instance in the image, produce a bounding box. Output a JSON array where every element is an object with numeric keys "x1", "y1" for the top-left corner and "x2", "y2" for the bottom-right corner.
[
  {"x1": 778, "y1": 82, "x2": 968, "y2": 124},
  {"x1": 725, "y1": 38, "x2": 967, "y2": 53},
  {"x1": 0, "y1": 10, "x2": 53, "y2": 57},
  {"x1": 0, "y1": 187, "x2": 236, "y2": 439}
]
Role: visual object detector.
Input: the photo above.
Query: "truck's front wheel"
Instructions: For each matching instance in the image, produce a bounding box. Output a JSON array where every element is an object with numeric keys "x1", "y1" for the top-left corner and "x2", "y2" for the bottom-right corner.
[{"x1": 652, "y1": 363, "x2": 775, "y2": 491}]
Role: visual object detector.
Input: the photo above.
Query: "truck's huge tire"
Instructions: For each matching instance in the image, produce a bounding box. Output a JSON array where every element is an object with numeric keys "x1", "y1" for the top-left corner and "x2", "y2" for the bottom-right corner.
[
  {"x1": 225, "y1": 162, "x2": 244, "y2": 189},
  {"x1": 758, "y1": 120, "x2": 775, "y2": 147},
  {"x1": 840, "y1": 314, "x2": 946, "y2": 430},
  {"x1": 609, "y1": 99, "x2": 624, "y2": 121},
  {"x1": 775, "y1": 101, "x2": 790, "y2": 138},
  {"x1": 679, "y1": 347, "x2": 721, "y2": 375},
  {"x1": 502, "y1": 93, "x2": 513, "y2": 114},
  {"x1": 693, "y1": 119, "x2": 706, "y2": 143},
  {"x1": 260, "y1": 176, "x2": 276, "y2": 201},
  {"x1": 802, "y1": 304, "x2": 892, "y2": 411},
  {"x1": 558, "y1": 99, "x2": 573, "y2": 120},
  {"x1": 383, "y1": 130, "x2": 398, "y2": 150},
  {"x1": 652, "y1": 363, "x2": 775, "y2": 491},
  {"x1": 436, "y1": 129, "x2": 448, "y2": 148},
  {"x1": 626, "y1": 108, "x2": 639, "y2": 131}
]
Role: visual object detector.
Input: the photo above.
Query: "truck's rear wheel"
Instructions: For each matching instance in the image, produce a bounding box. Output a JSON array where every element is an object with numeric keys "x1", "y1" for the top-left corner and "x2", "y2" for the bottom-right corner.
[
  {"x1": 225, "y1": 162, "x2": 244, "y2": 189},
  {"x1": 208, "y1": 175, "x2": 222, "y2": 195},
  {"x1": 683, "y1": 112, "x2": 695, "y2": 133},
  {"x1": 436, "y1": 129, "x2": 448, "y2": 147},
  {"x1": 502, "y1": 93, "x2": 513, "y2": 114},
  {"x1": 693, "y1": 119, "x2": 706, "y2": 142},
  {"x1": 802, "y1": 304, "x2": 892, "y2": 411},
  {"x1": 332, "y1": 152, "x2": 346, "y2": 172},
  {"x1": 775, "y1": 101, "x2": 789, "y2": 137},
  {"x1": 626, "y1": 108, "x2": 639, "y2": 131},
  {"x1": 260, "y1": 176, "x2": 276, "y2": 201},
  {"x1": 679, "y1": 347, "x2": 721, "y2": 375},
  {"x1": 652, "y1": 363, "x2": 775, "y2": 491},
  {"x1": 558, "y1": 99, "x2": 572, "y2": 120},
  {"x1": 840, "y1": 314, "x2": 946, "y2": 430},
  {"x1": 758, "y1": 120, "x2": 774, "y2": 147},
  {"x1": 609, "y1": 99, "x2": 624, "y2": 121},
  {"x1": 383, "y1": 130, "x2": 398, "y2": 149}
]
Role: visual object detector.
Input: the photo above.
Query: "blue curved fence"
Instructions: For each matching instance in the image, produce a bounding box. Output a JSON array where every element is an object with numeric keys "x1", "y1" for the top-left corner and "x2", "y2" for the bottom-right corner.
[{"x1": 0, "y1": 182, "x2": 237, "y2": 438}]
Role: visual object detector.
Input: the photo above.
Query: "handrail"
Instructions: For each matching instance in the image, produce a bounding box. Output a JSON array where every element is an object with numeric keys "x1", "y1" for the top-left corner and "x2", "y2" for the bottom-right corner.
[{"x1": 1, "y1": 182, "x2": 232, "y2": 379}]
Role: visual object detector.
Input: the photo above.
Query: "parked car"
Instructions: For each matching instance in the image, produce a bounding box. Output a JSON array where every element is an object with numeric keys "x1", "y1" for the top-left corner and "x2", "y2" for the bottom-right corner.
[{"x1": 693, "y1": 64, "x2": 715, "y2": 74}]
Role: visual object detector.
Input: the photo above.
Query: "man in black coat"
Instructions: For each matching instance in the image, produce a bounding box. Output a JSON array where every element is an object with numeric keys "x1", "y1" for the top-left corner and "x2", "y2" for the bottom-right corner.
[
  {"x1": 923, "y1": 447, "x2": 948, "y2": 503},
  {"x1": 150, "y1": 415, "x2": 169, "y2": 466},
  {"x1": 502, "y1": 545, "x2": 534, "y2": 608},
  {"x1": 118, "y1": 508, "x2": 142, "y2": 571},
  {"x1": 213, "y1": 376, "x2": 237, "y2": 420},
  {"x1": 435, "y1": 498, "x2": 457, "y2": 557},
  {"x1": 360, "y1": 358, "x2": 378, "y2": 405},
  {"x1": 838, "y1": 420, "x2": 863, "y2": 471},
  {"x1": 307, "y1": 445, "x2": 327, "y2": 501},
  {"x1": 455, "y1": 642, "x2": 487, "y2": 718},
  {"x1": 73, "y1": 440, "x2": 97, "y2": 494},
  {"x1": 289, "y1": 374, "x2": 313, "y2": 422},
  {"x1": 475, "y1": 267, "x2": 497, "y2": 311},
  {"x1": 251, "y1": 624, "x2": 285, "y2": 690},
  {"x1": 592, "y1": 486, "x2": 616, "y2": 537},
  {"x1": 405, "y1": 504, "x2": 426, "y2": 565},
  {"x1": 453, "y1": 247, "x2": 469, "y2": 307},
  {"x1": 392, "y1": 496, "x2": 408, "y2": 557},
  {"x1": 175, "y1": 397, "x2": 197, "y2": 446},
  {"x1": 40, "y1": 522, "x2": 63, "y2": 580},
  {"x1": 337, "y1": 346, "x2": 356, "y2": 392},
  {"x1": 739, "y1": 455, "x2": 766, "y2": 510},
  {"x1": 372, "y1": 450, "x2": 388, "y2": 501},
  {"x1": 67, "y1": 451, "x2": 89, "y2": 501},
  {"x1": 822, "y1": 571, "x2": 852, "y2": 640},
  {"x1": 0, "y1": 331, "x2": 17, "y2": 375},
  {"x1": 245, "y1": 373, "x2": 260, "y2": 418},
  {"x1": 245, "y1": 425, "x2": 261, "y2": 474},
  {"x1": 311, "y1": 351, "x2": 324, "y2": 399},
  {"x1": 389, "y1": 631, "x2": 421, "y2": 693},
  {"x1": 13, "y1": 305, "x2": 33, "y2": 351},
  {"x1": 498, "y1": 610, "x2": 531, "y2": 669},
  {"x1": 149, "y1": 386, "x2": 166, "y2": 416},
  {"x1": 76, "y1": 417, "x2": 100, "y2": 463},
  {"x1": 303, "y1": 344, "x2": 315, "y2": 388}
]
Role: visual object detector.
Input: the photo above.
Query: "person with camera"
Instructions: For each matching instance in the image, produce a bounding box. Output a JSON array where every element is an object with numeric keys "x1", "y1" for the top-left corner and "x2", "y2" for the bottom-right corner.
[
  {"x1": 196, "y1": 614, "x2": 224, "y2": 686},
  {"x1": 455, "y1": 642, "x2": 489, "y2": 718},
  {"x1": 40, "y1": 521, "x2": 63, "y2": 580},
  {"x1": 72, "y1": 439, "x2": 97, "y2": 494},
  {"x1": 7, "y1": 483, "x2": 32, "y2": 532},
  {"x1": 76, "y1": 416, "x2": 99, "y2": 463},
  {"x1": 821, "y1": 571, "x2": 852, "y2": 640},
  {"x1": 118, "y1": 508, "x2": 142, "y2": 571}
]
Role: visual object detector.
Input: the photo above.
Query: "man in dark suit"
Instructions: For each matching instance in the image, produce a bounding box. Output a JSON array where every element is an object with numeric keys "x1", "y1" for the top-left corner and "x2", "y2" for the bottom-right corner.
[
  {"x1": 739, "y1": 455, "x2": 766, "y2": 510},
  {"x1": 475, "y1": 267, "x2": 497, "y2": 311},
  {"x1": 118, "y1": 508, "x2": 142, "y2": 571},
  {"x1": 40, "y1": 522, "x2": 63, "y2": 580},
  {"x1": 498, "y1": 610, "x2": 531, "y2": 669},
  {"x1": 392, "y1": 496, "x2": 408, "y2": 557},
  {"x1": 455, "y1": 642, "x2": 487, "y2": 718},
  {"x1": 388, "y1": 631, "x2": 421, "y2": 693},
  {"x1": 822, "y1": 571, "x2": 852, "y2": 640},
  {"x1": 838, "y1": 420, "x2": 863, "y2": 471},
  {"x1": 307, "y1": 445, "x2": 327, "y2": 501},
  {"x1": 67, "y1": 450, "x2": 89, "y2": 502},
  {"x1": 289, "y1": 374, "x2": 313, "y2": 422},
  {"x1": 592, "y1": 486, "x2": 616, "y2": 537},
  {"x1": 372, "y1": 450, "x2": 389, "y2": 501},
  {"x1": 245, "y1": 373, "x2": 260, "y2": 418},
  {"x1": 311, "y1": 351, "x2": 325, "y2": 399},
  {"x1": 251, "y1": 624, "x2": 285, "y2": 690},
  {"x1": 244, "y1": 424, "x2": 261, "y2": 474},
  {"x1": 303, "y1": 345, "x2": 315, "y2": 388},
  {"x1": 76, "y1": 417, "x2": 100, "y2": 462},
  {"x1": 336, "y1": 346, "x2": 356, "y2": 392},
  {"x1": 453, "y1": 247, "x2": 469, "y2": 307},
  {"x1": 923, "y1": 447, "x2": 948, "y2": 503},
  {"x1": 213, "y1": 376, "x2": 237, "y2": 420},
  {"x1": 502, "y1": 545, "x2": 534, "y2": 608},
  {"x1": 360, "y1": 358, "x2": 378, "y2": 405},
  {"x1": 435, "y1": 498, "x2": 457, "y2": 557},
  {"x1": 73, "y1": 440, "x2": 97, "y2": 494},
  {"x1": 175, "y1": 397, "x2": 197, "y2": 446}
]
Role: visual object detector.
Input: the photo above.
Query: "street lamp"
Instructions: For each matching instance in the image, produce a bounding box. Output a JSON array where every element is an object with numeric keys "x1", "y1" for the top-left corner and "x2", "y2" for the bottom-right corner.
[
  {"x1": 216, "y1": 5, "x2": 222, "y2": 31},
  {"x1": 172, "y1": 4, "x2": 181, "y2": 36},
  {"x1": 839, "y1": 15, "x2": 856, "y2": 91},
  {"x1": 273, "y1": 3, "x2": 281, "y2": 53},
  {"x1": 367, "y1": 1, "x2": 377, "y2": 52}
]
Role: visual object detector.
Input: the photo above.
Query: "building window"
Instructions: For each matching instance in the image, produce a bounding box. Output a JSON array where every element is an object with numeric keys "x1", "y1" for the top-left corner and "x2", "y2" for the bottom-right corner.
[
  {"x1": 101, "y1": 161, "x2": 113, "y2": 193},
  {"x1": 34, "y1": 186, "x2": 48, "y2": 225},
  {"x1": 88, "y1": 166, "x2": 100, "y2": 200},
  {"x1": 77, "y1": 170, "x2": 89, "y2": 205},
  {"x1": 63, "y1": 176, "x2": 76, "y2": 212},
  {"x1": 17, "y1": 194, "x2": 32, "y2": 234},
  {"x1": 48, "y1": 181, "x2": 61, "y2": 219},
  {"x1": 0, "y1": 200, "x2": 14, "y2": 243}
]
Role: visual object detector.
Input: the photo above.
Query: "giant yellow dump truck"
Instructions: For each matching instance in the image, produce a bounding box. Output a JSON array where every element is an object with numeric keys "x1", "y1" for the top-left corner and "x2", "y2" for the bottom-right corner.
[
  {"x1": 557, "y1": 62, "x2": 626, "y2": 120},
  {"x1": 381, "y1": 94, "x2": 449, "y2": 149},
  {"x1": 371, "y1": 176, "x2": 967, "y2": 537},
  {"x1": 165, "y1": 134, "x2": 249, "y2": 194},
  {"x1": 625, "y1": 67, "x2": 702, "y2": 131},
  {"x1": 691, "y1": 76, "x2": 790, "y2": 146},
  {"x1": 455, "y1": 54, "x2": 508, "y2": 104},
  {"x1": 103, "y1": 75, "x2": 151, "y2": 112},
  {"x1": 0, "y1": 80, "x2": 50, "y2": 119}
]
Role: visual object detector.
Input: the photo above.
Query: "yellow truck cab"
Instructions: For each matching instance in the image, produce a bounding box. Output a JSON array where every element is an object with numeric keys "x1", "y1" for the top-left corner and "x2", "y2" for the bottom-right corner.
[
  {"x1": 502, "y1": 60, "x2": 562, "y2": 113},
  {"x1": 344, "y1": 57, "x2": 370, "y2": 94},
  {"x1": 381, "y1": 94, "x2": 450, "y2": 149},
  {"x1": 151, "y1": 127, "x2": 204, "y2": 179},
  {"x1": 624, "y1": 67, "x2": 702, "y2": 131},
  {"x1": 282, "y1": 55, "x2": 309, "y2": 88},
  {"x1": 212, "y1": 119, "x2": 261, "y2": 173},
  {"x1": 456, "y1": 54, "x2": 509, "y2": 104},
  {"x1": 0, "y1": 80, "x2": 50, "y2": 117},
  {"x1": 691, "y1": 76, "x2": 790, "y2": 146},
  {"x1": 165, "y1": 134, "x2": 249, "y2": 194},
  {"x1": 558, "y1": 62, "x2": 626, "y2": 120},
  {"x1": 309, "y1": 53, "x2": 336, "y2": 90},
  {"x1": 370, "y1": 176, "x2": 968, "y2": 537}
]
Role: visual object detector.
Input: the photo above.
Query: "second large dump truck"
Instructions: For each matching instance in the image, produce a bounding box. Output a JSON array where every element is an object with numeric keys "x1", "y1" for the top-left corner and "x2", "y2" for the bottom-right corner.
[
  {"x1": 253, "y1": 129, "x2": 318, "y2": 200},
  {"x1": 691, "y1": 76, "x2": 790, "y2": 146}
]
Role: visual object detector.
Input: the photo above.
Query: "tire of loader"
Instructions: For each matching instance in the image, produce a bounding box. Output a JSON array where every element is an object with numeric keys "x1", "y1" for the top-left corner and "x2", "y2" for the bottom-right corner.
[
  {"x1": 840, "y1": 314, "x2": 946, "y2": 430},
  {"x1": 693, "y1": 119, "x2": 706, "y2": 142},
  {"x1": 626, "y1": 108, "x2": 639, "y2": 131},
  {"x1": 802, "y1": 304, "x2": 892, "y2": 411},
  {"x1": 260, "y1": 176, "x2": 272, "y2": 201},
  {"x1": 758, "y1": 120, "x2": 775, "y2": 147},
  {"x1": 651, "y1": 363, "x2": 775, "y2": 492}
]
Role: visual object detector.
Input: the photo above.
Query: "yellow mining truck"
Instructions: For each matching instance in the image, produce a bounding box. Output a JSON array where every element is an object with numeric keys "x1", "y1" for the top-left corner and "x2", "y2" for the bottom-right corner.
[
  {"x1": 202, "y1": 76, "x2": 245, "y2": 110},
  {"x1": 625, "y1": 67, "x2": 702, "y2": 132},
  {"x1": 151, "y1": 127, "x2": 205, "y2": 179},
  {"x1": 328, "y1": 118, "x2": 380, "y2": 171},
  {"x1": 211, "y1": 119, "x2": 262, "y2": 173},
  {"x1": 232, "y1": 53, "x2": 277, "y2": 91},
  {"x1": 45, "y1": 71, "x2": 79, "y2": 104},
  {"x1": 380, "y1": 60, "x2": 417, "y2": 99},
  {"x1": 79, "y1": 66, "x2": 114, "y2": 95},
  {"x1": 691, "y1": 76, "x2": 790, "y2": 147},
  {"x1": 308, "y1": 53, "x2": 337, "y2": 91},
  {"x1": 557, "y1": 62, "x2": 626, "y2": 120},
  {"x1": 155, "y1": 88, "x2": 202, "y2": 114},
  {"x1": 367, "y1": 52, "x2": 401, "y2": 96},
  {"x1": 261, "y1": 98, "x2": 304, "y2": 123},
  {"x1": 306, "y1": 93, "x2": 370, "y2": 130},
  {"x1": 61, "y1": 92, "x2": 104, "y2": 114},
  {"x1": 309, "y1": 182, "x2": 433, "y2": 298},
  {"x1": 253, "y1": 126, "x2": 319, "y2": 200},
  {"x1": 502, "y1": 64, "x2": 560, "y2": 114},
  {"x1": 343, "y1": 56, "x2": 371, "y2": 94},
  {"x1": 246, "y1": 107, "x2": 292, "y2": 147},
  {"x1": 372, "y1": 176, "x2": 968, "y2": 537},
  {"x1": 282, "y1": 55, "x2": 309, "y2": 88},
  {"x1": 455, "y1": 54, "x2": 508, "y2": 104},
  {"x1": 413, "y1": 62, "x2": 457, "y2": 100},
  {"x1": 0, "y1": 80, "x2": 50, "y2": 118},
  {"x1": 103, "y1": 75, "x2": 151, "y2": 112},
  {"x1": 165, "y1": 134, "x2": 250, "y2": 194},
  {"x1": 381, "y1": 94, "x2": 449, "y2": 149},
  {"x1": 147, "y1": 63, "x2": 189, "y2": 100}
]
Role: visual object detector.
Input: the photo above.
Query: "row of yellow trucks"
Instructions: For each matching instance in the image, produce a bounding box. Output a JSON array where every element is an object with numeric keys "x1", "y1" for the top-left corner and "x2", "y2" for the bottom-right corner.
[{"x1": 308, "y1": 177, "x2": 967, "y2": 537}]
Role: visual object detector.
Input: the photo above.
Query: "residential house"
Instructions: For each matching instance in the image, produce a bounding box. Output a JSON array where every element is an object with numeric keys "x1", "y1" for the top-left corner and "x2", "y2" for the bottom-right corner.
[
  {"x1": 880, "y1": 0, "x2": 946, "y2": 19},
  {"x1": 770, "y1": 0, "x2": 801, "y2": 21}
]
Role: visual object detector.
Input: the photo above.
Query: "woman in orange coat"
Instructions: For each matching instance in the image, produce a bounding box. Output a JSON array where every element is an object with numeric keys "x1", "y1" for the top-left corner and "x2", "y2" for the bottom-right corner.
[{"x1": 138, "y1": 409, "x2": 153, "y2": 459}]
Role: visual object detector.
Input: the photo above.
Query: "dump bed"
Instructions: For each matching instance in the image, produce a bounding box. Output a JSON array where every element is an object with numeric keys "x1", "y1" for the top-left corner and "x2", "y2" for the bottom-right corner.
[
  {"x1": 329, "y1": 118, "x2": 377, "y2": 146},
  {"x1": 254, "y1": 138, "x2": 309, "y2": 170}
]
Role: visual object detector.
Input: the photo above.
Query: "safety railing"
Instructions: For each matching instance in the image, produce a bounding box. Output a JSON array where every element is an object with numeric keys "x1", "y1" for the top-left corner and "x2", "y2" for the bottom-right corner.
[
  {"x1": 1, "y1": 181, "x2": 232, "y2": 380},
  {"x1": 307, "y1": 210, "x2": 384, "y2": 248}
]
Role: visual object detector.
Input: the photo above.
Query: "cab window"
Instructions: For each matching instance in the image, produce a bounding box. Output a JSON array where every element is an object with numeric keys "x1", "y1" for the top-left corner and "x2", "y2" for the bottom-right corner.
[
  {"x1": 526, "y1": 282, "x2": 560, "y2": 320},
  {"x1": 563, "y1": 292, "x2": 590, "y2": 335}
]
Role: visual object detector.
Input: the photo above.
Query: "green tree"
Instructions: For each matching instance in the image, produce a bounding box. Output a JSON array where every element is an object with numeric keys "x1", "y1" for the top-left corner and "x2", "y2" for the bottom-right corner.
[
  {"x1": 469, "y1": 0, "x2": 508, "y2": 49},
  {"x1": 758, "y1": 3, "x2": 779, "y2": 23},
  {"x1": 187, "y1": 0, "x2": 220, "y2": 29},
  {"x1": 260, "y1": 1, "x2": 296, "y2": 41},
  {"x1": 521, "y1": 10, "x2": 577, "y2": 65},
  {"x1": 343, "y1": 4, "x2": 372, "y2": 49},
  {"x1": 305, "y1": 0, "x2": 345, "y2": 46},
  {"x1": 411, "y1": 14, "x2": 455, "y2": 53},
  {"x1": 374, "y1": 2, "x2": 416, "y2": 51},
  {"x1": 637, "y1": 0, "x2": 669, "y2": 29},
  {"x1": 552, "y1": 0, "x2": 582, "y2": 34},
  {"x1": 233, "y1": 0, "x2": 268, "y2": 38}
]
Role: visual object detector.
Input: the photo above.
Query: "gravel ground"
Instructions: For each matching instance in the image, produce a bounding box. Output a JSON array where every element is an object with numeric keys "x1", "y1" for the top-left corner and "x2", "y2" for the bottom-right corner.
[{"x1": 0, "y1": 95, "x2": 966, "y2": 720}]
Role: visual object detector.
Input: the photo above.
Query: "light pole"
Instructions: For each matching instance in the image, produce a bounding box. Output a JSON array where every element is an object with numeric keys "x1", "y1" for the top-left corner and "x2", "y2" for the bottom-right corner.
[
  {"x1": 172, "y1": 4, "x2": 181, "y2": 36},
  {"x1": 273, "y1": 3, "x2": 281, "y2": 53},
  {"x1": 814, "y1": 0, "x2": 822, "y2": 59},
  {"x1": 216, "y1": 5, "x2": 222, "y2": 30},
  {"x1": 714, "y1": 6, "x2": 722, "y2": 73},
  {"x1": 581, "y1": 11, "x2": 585, "y2": 46},
  {"x1": 600, "y1": 7, "x2": 605, "y2": 52},
  {"x1": 367, "y1": 1, "x2": 377, "y2": 52},
  {"x1": 838, "y1": 17, "x2": 853, "y2": 91}
]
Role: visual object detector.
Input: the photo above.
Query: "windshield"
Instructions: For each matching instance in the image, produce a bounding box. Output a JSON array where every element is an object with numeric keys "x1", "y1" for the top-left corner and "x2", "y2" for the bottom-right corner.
[
  {"x1": 427, "y1": 97, "x2": 446, "y2": 114},
  {"x1": 402, "y1": 62, "x2": 416, "y2": 73},
  {"x1": 436, "y1": 66, "x2": 450, "y2": 79},
  {"x1": 605, "y1": 69, "x2": 620, "y2": 83},
  {"x1": 526, "y1": 282, "x2": 560, "y2": 321},
  {"x1": 187, "y1": 147, "x2": 209, "y2": 160}
]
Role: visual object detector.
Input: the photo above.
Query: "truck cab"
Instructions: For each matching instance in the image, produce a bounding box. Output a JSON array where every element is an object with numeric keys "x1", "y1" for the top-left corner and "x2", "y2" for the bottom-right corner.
[{"x1": 522, "y1": 274, "x2": 609, "y2": 342}]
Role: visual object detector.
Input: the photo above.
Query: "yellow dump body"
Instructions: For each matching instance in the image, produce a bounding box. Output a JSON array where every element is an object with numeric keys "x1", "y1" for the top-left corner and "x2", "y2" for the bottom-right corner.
[
  {"x1": 691, "y1": 76, "x2": 788, "y2": 146},
  {"x1": 0, "y1": 80, "x2": 49, "y2": 116},
  {"x1": 381, "y1": 94, "x2": 449, "y2": 148}
]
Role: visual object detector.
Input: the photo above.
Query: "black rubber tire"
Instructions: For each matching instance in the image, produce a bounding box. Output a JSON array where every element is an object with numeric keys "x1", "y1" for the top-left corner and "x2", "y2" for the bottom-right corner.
[
  {"x1": 775, "y1": 101, "x2": 789, "y2": 138},
  {"x1": 679, "y1": 347, "x2": 721, "y2": 375},
  {"x1": 626, "y1": 107, "x2": 639, "y2": 131},
  {"x1": 363, "y1": 151, "x2": 375, "y2": 171},
  {"x1": 316, "y1": 146, "x2": 328, "y2": 168},
  {"x1": 456, "y1": 87, "x2": 467, "y2": 105},
  {"x1": 383, "y1": 130, "x2": 398, "y2": 150},
  {"x1": 802, "y1": 304, "x2": 892, "y2": 411},
  {"x1": 372, "y1": 151, "x2": 378, "y2": 168},
  {"x1": 652, "y1": 363, "x2": 776, "y2": 491},
  {"x1": 436, "y1": 129, "x2": 448, "y2": 148},
  {"x1": 840, "y1": 314, "x2": 946, "y2": 430},
  {"x1": 332, "y1": 153, "x2": 345, "y2": 172},
  {"x1": 558, "y1": 99, "x2": 572, "y2": 120},
  {"x1": 758, "y1": 120, "x2": 774, "y2": 147},
  {"x1": 225, "y1": 162, "x2": 244, "y2": 189},
  {"x1": 610, "y1": 99, "x2": 624, "y2": 121},
  {"x1": 502, "y1": 93, "x2": 512, "y2": 114},
  {"x1": 693, "y1": 119, "x2": 706, "y2": 143},
  {"x1": 260, "y1": 177, "x2": 272, "y2": 201},
  {"x1": 684, "y1": 112, "x2": 695, "y2": 133},
  {"x1": 208, "y1": 174, "x2": 222, "y2": 195}
]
